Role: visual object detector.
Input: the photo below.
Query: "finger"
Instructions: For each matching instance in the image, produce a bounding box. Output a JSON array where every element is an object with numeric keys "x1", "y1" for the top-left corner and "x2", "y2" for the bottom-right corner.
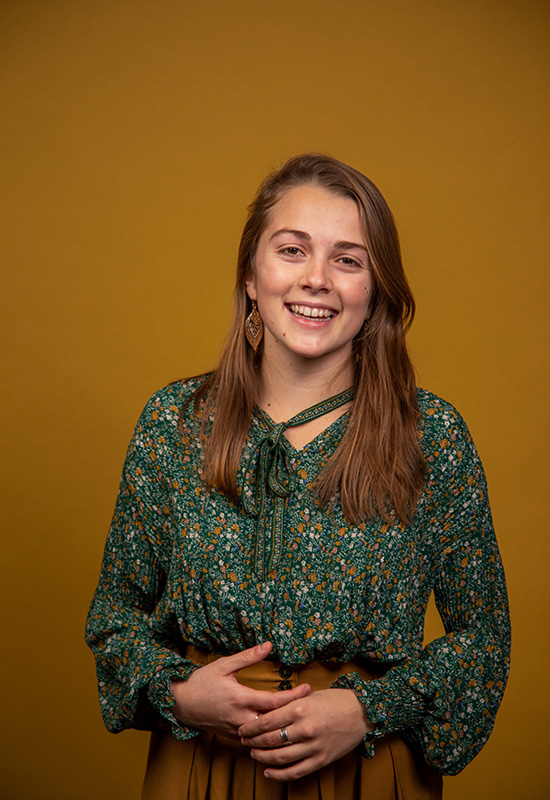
[
  {"x1": 250, "y1": 742, "x2": 312, "y2": 768},
  {"x1": 255, "y1": 682, "x2": 310, "y2": 712},
  {"x1": 216, "y1": 642, "x2": 272, "y2": 675},
  {"x1": 237, "y1": 682, "x2": 309, "y2": 718},
  {"x1": 237, "y1": 685, "x2": 310, "y2": 737},
  {"x1": 241, "y1": 724, "x2": 298, "y2": 749},
  {"x1": 263, "y1": 757, "x2": 319, "y2": 782}
]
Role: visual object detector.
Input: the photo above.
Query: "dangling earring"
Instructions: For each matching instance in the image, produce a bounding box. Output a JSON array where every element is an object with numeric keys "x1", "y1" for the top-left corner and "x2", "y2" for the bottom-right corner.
[{"x1": 245, "y1": 301, "x2": 263, "y2": 351}]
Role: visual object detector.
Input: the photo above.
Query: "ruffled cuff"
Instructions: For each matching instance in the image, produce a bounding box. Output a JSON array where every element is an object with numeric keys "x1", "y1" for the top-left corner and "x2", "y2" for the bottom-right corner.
[
  {"x1": 147, "y1": 662, "x2": 202, "y2": 741},
  {"x1": 331, "y1": 667, "x2": 429, "y2": 758}
]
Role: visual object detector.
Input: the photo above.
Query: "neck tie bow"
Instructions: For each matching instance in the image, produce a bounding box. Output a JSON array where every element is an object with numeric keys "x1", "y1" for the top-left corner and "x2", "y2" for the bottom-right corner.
[{"x1": 241, "y1": 387, "x2": 355, "y2": 578}]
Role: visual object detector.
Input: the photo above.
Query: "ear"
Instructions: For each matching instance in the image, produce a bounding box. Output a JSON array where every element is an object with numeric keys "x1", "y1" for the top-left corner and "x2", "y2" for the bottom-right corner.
[{"x1": 245, "y1": 275, "x2": 257, "y2": 301}]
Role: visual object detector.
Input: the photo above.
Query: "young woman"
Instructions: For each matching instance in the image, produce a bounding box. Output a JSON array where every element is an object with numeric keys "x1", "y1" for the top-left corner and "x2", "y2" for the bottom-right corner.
[{"x1": 86, "y1": 154, "x2": 510, "y2": 799}]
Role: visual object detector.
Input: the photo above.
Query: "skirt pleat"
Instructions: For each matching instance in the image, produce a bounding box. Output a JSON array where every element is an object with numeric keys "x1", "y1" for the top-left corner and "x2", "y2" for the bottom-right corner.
[{"x1": 142, "y1": 648, "x2": 442, "y2": 800}]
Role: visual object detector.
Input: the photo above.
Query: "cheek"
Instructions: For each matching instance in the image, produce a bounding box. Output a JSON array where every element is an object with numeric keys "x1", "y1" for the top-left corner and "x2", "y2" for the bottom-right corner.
[
  {"x1": 255, "y1": 269, "x2": 288, "y2": 301},
  {"x1": 348, "y1": 280, "x2": 372, "y2": 311}
]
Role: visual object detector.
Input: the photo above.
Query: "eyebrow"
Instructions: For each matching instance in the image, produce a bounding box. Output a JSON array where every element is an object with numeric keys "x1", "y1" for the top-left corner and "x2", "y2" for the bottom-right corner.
[
  {"x1": 269, "y1": 228, "x2": 311, "y2": 242},
  {"x1": 335, "y1": 240, "x2": 369, "y2": 255},
  {"x1": 269, "y1": 229, "x2": 368, "y2": 254}
]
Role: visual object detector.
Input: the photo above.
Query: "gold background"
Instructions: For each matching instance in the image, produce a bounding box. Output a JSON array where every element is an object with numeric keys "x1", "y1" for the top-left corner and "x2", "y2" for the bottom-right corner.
[{"x1": 1, "y1": 0, "x2": 548, "y2": 797}]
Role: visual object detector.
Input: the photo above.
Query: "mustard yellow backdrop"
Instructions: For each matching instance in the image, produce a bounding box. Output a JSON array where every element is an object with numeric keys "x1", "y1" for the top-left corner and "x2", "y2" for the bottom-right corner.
[{"x1": 1, "y1": 0, "x2": 547, "y2": 797}]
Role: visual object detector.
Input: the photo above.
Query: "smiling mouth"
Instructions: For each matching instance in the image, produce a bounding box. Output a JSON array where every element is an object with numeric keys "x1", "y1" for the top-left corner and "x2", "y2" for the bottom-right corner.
[{"x1": 288, "y1": 304, "x2": 336, "y2": 320}]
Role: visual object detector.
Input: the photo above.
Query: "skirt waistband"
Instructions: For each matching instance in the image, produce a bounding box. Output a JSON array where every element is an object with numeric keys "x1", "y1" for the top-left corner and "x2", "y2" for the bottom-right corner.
[{"x1": 185, "y1": 644, "x2": 388, "y2": 693}]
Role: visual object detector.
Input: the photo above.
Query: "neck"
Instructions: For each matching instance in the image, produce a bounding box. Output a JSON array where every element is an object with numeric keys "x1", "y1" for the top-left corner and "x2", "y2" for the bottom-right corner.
[{"x1": 258, "y1": 350, "x2": 354, "y2": 422}]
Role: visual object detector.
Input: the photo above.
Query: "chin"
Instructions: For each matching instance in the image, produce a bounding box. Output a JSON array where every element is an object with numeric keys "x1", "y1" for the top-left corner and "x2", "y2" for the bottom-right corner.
[{"x1": 289, "y1": 345, "x2": 349, "y2": 362}]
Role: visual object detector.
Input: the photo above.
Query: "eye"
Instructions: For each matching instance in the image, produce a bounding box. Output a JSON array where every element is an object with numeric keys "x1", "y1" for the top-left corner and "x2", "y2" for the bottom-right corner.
[
  {"x1": 279, "y1": 246, "x2": 305, "y2": 257},
  {"x1": 337, "y1": 256, "x2": 363, "y2": 268}
]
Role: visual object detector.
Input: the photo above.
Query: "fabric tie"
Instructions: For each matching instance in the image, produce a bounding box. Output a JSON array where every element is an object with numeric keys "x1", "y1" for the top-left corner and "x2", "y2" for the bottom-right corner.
[{"x1": 242, "y1": 387, "x2": 355, "y2": 578}]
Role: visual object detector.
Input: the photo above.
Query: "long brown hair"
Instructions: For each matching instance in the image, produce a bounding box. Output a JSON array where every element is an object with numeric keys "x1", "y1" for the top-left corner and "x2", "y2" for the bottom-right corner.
[{"x1": 182, "y1": 153, "x2": 425, "y2": 524}]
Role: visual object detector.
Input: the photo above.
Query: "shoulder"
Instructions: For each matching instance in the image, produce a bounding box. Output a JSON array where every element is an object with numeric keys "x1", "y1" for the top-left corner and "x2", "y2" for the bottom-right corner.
[
  {"x1": 416, "y1": 388, "x2": 480, "y2": 472},
  {"x1": 144, "y1": 373, "x2": 211, "y2": 410},
  {"x1": 134, "y1": 374, "x2": 211, "y2": 436},
  {"x1": 416, "y1": 388, "x2": 472, "y2": 441}
]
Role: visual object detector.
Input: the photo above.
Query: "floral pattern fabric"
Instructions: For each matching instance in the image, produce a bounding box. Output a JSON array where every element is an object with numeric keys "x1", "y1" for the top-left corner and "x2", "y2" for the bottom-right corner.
[{"x1": 86, "y1": 377, "x2": 510, "y2": 776}]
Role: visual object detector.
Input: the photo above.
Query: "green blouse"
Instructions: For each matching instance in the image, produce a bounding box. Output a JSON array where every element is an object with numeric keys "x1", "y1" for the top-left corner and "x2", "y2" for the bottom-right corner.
[{"x1": 86, "y1": 376, "x2": 510, "y2": 776}]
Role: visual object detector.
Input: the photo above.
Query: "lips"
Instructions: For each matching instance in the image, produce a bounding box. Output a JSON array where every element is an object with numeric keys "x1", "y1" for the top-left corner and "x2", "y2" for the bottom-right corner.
[{"x1": 288, "y1": 304, "x2": 336, "y2": 320}]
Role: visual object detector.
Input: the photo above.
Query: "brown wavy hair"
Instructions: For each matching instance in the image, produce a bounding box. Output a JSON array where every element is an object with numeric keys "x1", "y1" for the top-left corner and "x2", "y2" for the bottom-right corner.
[{"x1": 182, "y1": 153, "x2": 425, "y2": 525}]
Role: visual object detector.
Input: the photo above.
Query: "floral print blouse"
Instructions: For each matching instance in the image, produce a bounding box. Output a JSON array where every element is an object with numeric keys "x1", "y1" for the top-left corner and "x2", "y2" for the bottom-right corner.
[{"x1": 86, "y1": 377, "x2": 510, "y2": 776}]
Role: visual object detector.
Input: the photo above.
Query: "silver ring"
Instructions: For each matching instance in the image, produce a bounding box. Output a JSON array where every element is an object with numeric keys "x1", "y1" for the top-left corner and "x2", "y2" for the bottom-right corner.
[
  {"x1": 280, "y1": 726, "x2": 293, "y2": 745},
  {"x1": 255, "y1": 713, "x2": 261, "y2": 719}
]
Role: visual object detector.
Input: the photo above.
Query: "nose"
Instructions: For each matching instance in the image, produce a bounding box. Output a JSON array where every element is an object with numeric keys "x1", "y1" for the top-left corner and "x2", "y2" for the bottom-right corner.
[{"x1": 298, "y1": 255, "x2": 331, "y2": 292}]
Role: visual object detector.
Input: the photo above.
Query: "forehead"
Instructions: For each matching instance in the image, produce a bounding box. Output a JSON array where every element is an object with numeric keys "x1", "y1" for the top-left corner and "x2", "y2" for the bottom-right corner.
[{"x1": 262, "y1": 184, "x2": 364, "y2": 239}]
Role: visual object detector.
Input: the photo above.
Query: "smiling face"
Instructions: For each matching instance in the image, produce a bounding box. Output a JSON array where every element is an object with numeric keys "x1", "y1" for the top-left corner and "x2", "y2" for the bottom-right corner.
[{"x1": 245, "y1": 184, "x2": 374, "y2": 374}]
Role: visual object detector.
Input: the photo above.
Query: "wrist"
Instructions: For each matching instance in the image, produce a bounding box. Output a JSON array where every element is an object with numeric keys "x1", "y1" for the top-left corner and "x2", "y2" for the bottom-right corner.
[
  {"x1": 338, "y1": 688, "x2": 374, "y2": 735},
  {"x1": 169, "y1": 678, "x2": 195, "y2": 725}
]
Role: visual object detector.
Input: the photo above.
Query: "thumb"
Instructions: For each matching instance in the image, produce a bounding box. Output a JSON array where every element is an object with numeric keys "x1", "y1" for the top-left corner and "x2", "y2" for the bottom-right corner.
[{"x1": 218, "y1": 641, "x2": 272, "y2": 675}]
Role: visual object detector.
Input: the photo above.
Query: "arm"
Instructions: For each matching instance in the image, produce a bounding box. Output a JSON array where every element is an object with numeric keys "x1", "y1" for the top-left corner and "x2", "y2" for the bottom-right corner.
[
  {"x1": 85, "y1": 395, "x2": 200, "y2": 738},
  {"x1": 331, "y1": 409, "x2": 511, "y2": 774}
]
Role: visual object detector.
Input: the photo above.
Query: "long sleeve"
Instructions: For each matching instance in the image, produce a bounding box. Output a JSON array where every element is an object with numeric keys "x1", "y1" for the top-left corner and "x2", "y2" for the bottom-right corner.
[
  {"x1": 85, "y1": 394, "x2": 200, "y2": 738},
  {"x1": 333, "y1": 404, "x2": 511, "y2": 775}
]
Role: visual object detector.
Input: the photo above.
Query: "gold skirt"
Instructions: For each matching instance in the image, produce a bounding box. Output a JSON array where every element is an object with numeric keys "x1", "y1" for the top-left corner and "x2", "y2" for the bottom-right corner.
[{"x1": 142, "y1": 647, "x2": 442, "y2": 800}]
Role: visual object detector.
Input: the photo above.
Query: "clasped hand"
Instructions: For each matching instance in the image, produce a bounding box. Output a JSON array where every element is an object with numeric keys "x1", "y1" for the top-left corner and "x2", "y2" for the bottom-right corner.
[{"x1": 170, "y1": 642, "x2": 372, "y2": 781}]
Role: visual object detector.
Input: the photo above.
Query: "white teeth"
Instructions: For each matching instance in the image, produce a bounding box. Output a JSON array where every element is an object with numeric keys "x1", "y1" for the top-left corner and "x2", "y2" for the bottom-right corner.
[{"x1": 289, "y1": 304, "x2": 334, "y2": 319}]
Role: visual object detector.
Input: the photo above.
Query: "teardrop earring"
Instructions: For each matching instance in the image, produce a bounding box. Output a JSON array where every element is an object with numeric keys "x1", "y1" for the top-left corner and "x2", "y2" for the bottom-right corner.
[{"x1": 245, "y1": 301, "x2": 263, "y2": 351}]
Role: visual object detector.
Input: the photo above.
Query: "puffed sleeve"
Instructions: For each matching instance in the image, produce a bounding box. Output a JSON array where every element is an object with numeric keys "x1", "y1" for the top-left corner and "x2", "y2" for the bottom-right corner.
[
  {"x1": 85, "y1": 391, "x2": 201, "y2": 739},
  {"x1": 332, "y1": 404, "x2": 511, "y2": 775}
]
